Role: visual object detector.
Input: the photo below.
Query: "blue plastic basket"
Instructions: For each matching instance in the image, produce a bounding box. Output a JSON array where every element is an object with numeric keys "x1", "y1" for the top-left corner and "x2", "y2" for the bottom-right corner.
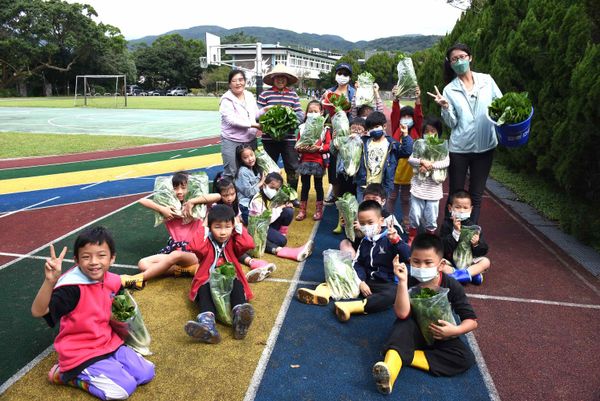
[{"x1": 488, "y1": 107, "x2": 534, "y2": 148}]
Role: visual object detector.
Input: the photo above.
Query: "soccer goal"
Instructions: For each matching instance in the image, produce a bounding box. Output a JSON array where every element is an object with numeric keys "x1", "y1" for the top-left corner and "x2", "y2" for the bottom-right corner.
[{"x1": 74, "y1": 75, "x2": 128, "y2": 107}]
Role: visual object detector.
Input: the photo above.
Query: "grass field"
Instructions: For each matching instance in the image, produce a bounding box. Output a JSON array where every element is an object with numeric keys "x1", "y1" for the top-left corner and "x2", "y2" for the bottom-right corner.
[{"x1": 0, "y1": 132, "x2": 172, "y2": 159}]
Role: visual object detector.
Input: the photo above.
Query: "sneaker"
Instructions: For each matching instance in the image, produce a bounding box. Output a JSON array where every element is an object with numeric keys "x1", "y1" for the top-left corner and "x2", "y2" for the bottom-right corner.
[
  {"x1": 471, "y1": 273, "x2": 484, "y2": 285},
  {"x1": 48, "y1": 364, "x2": 63, "y2": 384},
  {"x1": 184, "y1": 312, "x2": 221, "y2": 344},
  {"x1": 372, "y1": 362, "x2": 393, "y2": 395},
  {"x1": 120, "y1": 274, "x2": 145, "y2": 290},
  {"x1": 324, "y1": 194, "x2": 337, "y2": 205},
  {"x1": 232, "y1": 303, "x2": 255, "y2": 340},
  {"x1": 246, "y1": 264, "x2": 276, "y2": 283}
]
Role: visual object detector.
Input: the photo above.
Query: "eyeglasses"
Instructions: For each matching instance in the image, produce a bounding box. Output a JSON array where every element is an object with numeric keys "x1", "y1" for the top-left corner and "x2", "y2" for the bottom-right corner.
[
  {"x1": 230, "y1": 78, "x2": 245, "y2": 84},
  {"x1": 337, "y1": 71, "x2": 350, "y2": 77},
  {"x1": 450, "y1": 54, "x2": 469, "y2": 63}
]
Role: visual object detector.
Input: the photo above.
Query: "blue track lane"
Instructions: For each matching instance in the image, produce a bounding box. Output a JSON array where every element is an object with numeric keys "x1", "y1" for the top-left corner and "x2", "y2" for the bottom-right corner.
[{"x1": 253, "y1": 205, "x2": 492, "y2": 401}]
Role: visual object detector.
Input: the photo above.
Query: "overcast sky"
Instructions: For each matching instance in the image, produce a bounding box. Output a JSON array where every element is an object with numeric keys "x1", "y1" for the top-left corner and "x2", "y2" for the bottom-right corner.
[{"x1": 66, "y1": 0, "x2": 464, "y2": 42}]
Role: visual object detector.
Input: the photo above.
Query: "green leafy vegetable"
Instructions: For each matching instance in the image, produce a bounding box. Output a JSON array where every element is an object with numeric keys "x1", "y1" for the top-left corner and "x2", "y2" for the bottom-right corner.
[
  {"x1": 335, "y1": 192, "x2": 359, "y2": 241},
  {"x1": 151, "y1": 172, "x2": 209, "y2": 226},
  {"x1": 216, "y1": 262, "x2": 236, "y2": 277},
  {"x1": 332, "y1": 110, "x2": 350, "y2": 150},
  {"x1": 296, "y1": 115, "x2": 325, "y2": 149},
  {"x1": 453, "y1": 225, "x2": 481, "y2": 269},
  {"x1": 112, "y1": 293, "x2": 136, "y2": 321},
  {"x1": 270, "y1": 183, "x2": 298, "y2": 207},
  {"x1": 259, "y1": 105, "x2": 299, "y2": 141},
  {"x1": 337, "y1": 135, "x2": 363, "y2": 177},
  {"x1": 255, "y1": 148, "x2": 280, "y2": 174},
  {"x1": 396, "y1": 54, "x2": 418, "y2": 99},
  {"x1": 412, "y1": 135, "x2": 449, "y2": 184},
  {"x1": 488, "y1": 92, "x2": 532, "y2": 125},
  {"x1": 209, "y1": 265, "x2": 236, "y2": 325},
  {"x1": 247, "y1": 209, "x2": 272, "y2": 258},
  {"x1": 323, "y1": 250, "x2": 360, "y2": 300},
  {"x1": 110, "y1": 290, "x2": 152, "y2": 355},
  {"x1": 355, "y1": 72, "x2": 376, "y2": 107},
  {"x1": 323, "y1": 92, "x2": 351, "y2": 112},
  {"x1": 409, "y1": 286, "x2": 456, "y2": 345}
]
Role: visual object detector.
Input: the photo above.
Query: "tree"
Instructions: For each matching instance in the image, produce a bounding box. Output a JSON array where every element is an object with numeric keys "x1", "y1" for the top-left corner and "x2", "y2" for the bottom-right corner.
[
  {"x1": 200, "y1": 65, "x2": 231, "y2": 94},
  {"x1": 364, "y1": 52, "x2": 397, "y2": 90},
  {"x1": 222, "y1": 31, "x2": 258, "y2": 44}
]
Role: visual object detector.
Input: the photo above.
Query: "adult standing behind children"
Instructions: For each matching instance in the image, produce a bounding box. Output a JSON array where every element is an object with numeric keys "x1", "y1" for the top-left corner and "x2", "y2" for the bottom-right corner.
[
  {"x1": 428, "y1": 43, "x2": 502, "y2": 223},
  {"x1": 257, "y1": 64, "x2": 304, "y2": 203},
  {"x1": 220, "y1": 70, "x2": 263, "y2": 178}
]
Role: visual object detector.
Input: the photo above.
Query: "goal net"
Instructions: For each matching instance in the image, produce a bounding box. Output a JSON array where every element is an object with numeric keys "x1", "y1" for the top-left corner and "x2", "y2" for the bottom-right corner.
[{"x1": 74, "y1": 75, "x2": 128, "y2": 107}]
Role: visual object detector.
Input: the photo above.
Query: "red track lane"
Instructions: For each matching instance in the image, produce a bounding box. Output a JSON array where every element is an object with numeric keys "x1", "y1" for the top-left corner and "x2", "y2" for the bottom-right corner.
[
  {"x1": 0, "y1": 136, "x2": 221, "y2": 169},
  {"x1": 0, "y1": 194, "x2": 143, "y2": 266}
]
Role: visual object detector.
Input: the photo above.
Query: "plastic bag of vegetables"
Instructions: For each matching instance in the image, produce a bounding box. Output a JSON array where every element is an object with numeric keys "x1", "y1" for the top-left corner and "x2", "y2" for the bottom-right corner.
[
  {"x1": 255, "y1": 148, "x2": 280, "y2": 174},
  {"x1": 335, "y1": 192, "x2": 359, "y2": 241},
  {"x1": 337, "y1": 135, "x2": 363, "y2": 177},
  {"x1": 396, "y1": 54, "x2": 418, "y2": 99},
  {"x1": 453, "y1": 225, "x2": 481, "y2": 269},
  {"x1": 110, "y1": 289, "x2": 152, "y2": 355},
  {"x1": 296, "y1": 115, "x2": 325, "y2": 149},
  {"x1": 332, "y1": 111, "x2": 350, "y2": 150},
  {"x1": 247, "y1": 209, "x2": 272, "y2": 258},
  {"x1": 269, "y1": 183, "x2": 298, "y2": 207},
  {"x1": 209, "y1": 262, "x2": 236, "y2": 325},
  {"x1": 411, "y1": 135, "x2": 449, "y2": 184},
  {"x1": 185, "y1": 172, "x2": 209, "y2": 222},
  {"x1": 408, "y1": 286, "x2": 456, "y2": 345},
  {"x1": 323, "y1": 250, "x2": 360, "y2": 300},
  {"x1": 355, "y1": 71, "x2": 375, "y2": 107},
  {"x1": 151, "y1": 172, "x2": 209, "y2": 226},
  {"x1": 259, "y1": 105, "x2": 299, "y2": 141}
]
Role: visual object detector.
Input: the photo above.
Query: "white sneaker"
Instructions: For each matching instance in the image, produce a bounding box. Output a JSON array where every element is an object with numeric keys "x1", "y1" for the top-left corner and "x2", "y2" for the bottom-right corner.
[{"x1": 245, "y1": 264, "x2": 276, "y2": 283}]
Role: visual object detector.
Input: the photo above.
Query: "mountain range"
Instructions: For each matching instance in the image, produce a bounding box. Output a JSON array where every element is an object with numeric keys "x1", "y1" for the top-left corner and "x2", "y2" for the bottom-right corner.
[{"x1": 128, "y1": 25, "x2": 442, "y2": 53}]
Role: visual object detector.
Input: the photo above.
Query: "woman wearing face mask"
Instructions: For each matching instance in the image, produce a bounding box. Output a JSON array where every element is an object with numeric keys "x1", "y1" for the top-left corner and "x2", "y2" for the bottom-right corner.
[
  {"x1": 248, "y1": 172, "x2": 314, "y2": 262},
  {"x1": 428, "y1": 43, "x2": 502, "y2": 224}
]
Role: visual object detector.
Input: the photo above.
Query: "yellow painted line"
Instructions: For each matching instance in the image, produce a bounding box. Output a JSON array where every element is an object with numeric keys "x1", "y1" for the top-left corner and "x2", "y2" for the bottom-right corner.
[{"x1": 0, "y1": 153, "x2": 222, "y2": 195}]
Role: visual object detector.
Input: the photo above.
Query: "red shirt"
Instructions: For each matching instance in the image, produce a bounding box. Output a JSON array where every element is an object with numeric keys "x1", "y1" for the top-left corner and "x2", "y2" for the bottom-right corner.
[{"x1": 297, "y1": 126, "x2": 332, "y2": 166}]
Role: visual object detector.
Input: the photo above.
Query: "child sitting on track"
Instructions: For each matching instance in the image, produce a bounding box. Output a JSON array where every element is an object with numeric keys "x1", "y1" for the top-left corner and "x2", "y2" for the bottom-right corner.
[
  {"x1": 31, "y1": 226, "x2": 155, "y2": 400},
  {"x1": 372, "y1": 233, "x2": 477, "y2": 395}
]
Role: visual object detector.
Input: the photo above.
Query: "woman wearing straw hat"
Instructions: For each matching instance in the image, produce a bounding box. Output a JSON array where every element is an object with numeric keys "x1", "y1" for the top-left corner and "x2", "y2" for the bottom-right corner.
[{"x1": 257, "y1": 64, "x2": 305, "y2": 205}]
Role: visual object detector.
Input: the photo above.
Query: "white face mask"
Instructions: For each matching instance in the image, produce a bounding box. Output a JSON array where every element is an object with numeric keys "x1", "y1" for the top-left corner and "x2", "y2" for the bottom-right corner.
[
  {"x1": 335, "y1": 74, "x2": 350, "y2": 85},
  {"x1": 360, "y1": 224, "x2": 380, "y2": 239},
  {"x1": 451, "y1": 210, "x2": 471, "y2": 221},
  {"x1": 263, "y1": 186, "x2": 278, "y2": 199},
  {"x1": 410, "y1": 265, "x2": 439, "y2": 282},
  {"x1": 400, "y1": 117, "x2": 414, "y2": 128},
  {"x1": 306, "y1": 112, "x2": 320, "y2": 119}
]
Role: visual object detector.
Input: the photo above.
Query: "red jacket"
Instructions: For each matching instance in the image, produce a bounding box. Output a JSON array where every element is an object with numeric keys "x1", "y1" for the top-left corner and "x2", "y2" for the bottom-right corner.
[
  {"x1": 53, "y1": 267, "x2": 123, "y2": 372},
  {"x1": 391, "y1": 100, "x2": 423, "y2": 142},
  {"x1": 297, "y1": 126, "x2": 332, "y2": 166},
  {"x1": 188, "y1": 224, "x2": 255, "y2": 302}
]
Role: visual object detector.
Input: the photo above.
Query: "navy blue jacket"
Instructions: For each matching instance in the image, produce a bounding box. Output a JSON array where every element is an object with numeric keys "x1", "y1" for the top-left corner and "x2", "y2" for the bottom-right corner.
[{"x1": 353, "y1": 228, "x2": 411, "y2": 282}]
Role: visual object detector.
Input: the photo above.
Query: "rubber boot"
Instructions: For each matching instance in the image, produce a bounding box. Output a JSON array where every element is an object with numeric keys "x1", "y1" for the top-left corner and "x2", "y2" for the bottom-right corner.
[
  {"x1": 296, "y1": 282, "x2": 331, "y2": 305},
  {"x1": 313, "y1": 201, "x2": 324, "y2": 221},
  {"x1": 407, "y1": 227, "x2": 418, "y2": 246},
  {"x1": 245, "y1": 259, "x2": 277, "y2": 283},
  {"x1": 295, "y1": 201, "x2": 308, "y2": 221},
  {"x1": 471, "y1": 273, "x2": 484, "y2": 285},
  {"x1": 450, "y1": 268, "x2": 471, "y2": 284},
  {"x1": 120, "y1": 273, "x2": 145, "y2": 290},
  {"x1": 334, "y1": 299, "x2": 366, "y2": 322},
  {"x1": 276, "y1": 240, "x2": 314, "y2": 261},
  {"x1": 410, "y1": 350, "x2": 430, "y2": 371},
  {"x1": 232, "y1": 303, "x2": 255, "y2": 340},
  {"x1": 332, "y1": 212, "x2": 343, "y2": 234},
  {"x1": 372, "y1": 349, "x2": 402, "y2": 395},
  {"x1": 184, "y1": 311, "x2": 221, "y2": 344},
  {"x1": 173, "y1": 263, "x2": 199, "y2": 277}
]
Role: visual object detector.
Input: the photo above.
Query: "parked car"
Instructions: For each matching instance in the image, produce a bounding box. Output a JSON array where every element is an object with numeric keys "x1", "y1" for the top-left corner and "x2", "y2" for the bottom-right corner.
[
  {"x1": 167, "y1": 86, "x2": 188, "y2": 96},
  {"x1": 146, "y1": 89, "x2": 166, "y2": 96},
  {"x1": 126, "y1": 85, "x2": 146, "y2": 96}
]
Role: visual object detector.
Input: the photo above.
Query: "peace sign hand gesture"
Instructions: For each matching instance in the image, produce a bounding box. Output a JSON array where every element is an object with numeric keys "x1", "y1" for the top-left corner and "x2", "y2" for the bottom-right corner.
[
  {"x1": 45, "y1": 244, "x2": 67, "y2": 284},
  {"x1": 387, "y1": 220, "x2": 399, "y2": 242},
  {"x1": 427, "y1": 86, "x2": 449, "y2": 109}
]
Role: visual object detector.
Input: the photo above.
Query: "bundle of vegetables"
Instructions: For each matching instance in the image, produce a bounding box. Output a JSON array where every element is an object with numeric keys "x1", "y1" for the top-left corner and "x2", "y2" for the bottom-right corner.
[
  {"x1": 151, "y1": 176, "x2": 182, "y2": 227},
  {"x1": 255, "y1": 148, "x2": 280, "y2": 174},
  {"x1": 411, "y1": 134, "x2": 449, "y2": 184},
  {"x1": 269, "y1": 183, "x2": 298, "y2": 207},
  {"x1": 323, "y1": 250, "x2": 360, "y2": 300},
  {"x1": 488, "y1": 92, "x2": 533, "y2": 125},
  {"x1": 209, "y1": 262, "x2": 236, "y2": 325},
  {"x1": 185, "y1": 172, "x2": 209, "y2": 223},
  {"x1": 408, "y1": 286, "x2": 455, "y2": 345},
  {"x1": 247, "y1": 209, "x2": 272, "y2": 257},
  {"x1": 453, "y1": 225, "x2": 481, "y2": 269},
  {"x1": 259, "y1": 105, "x2": 299, "y2": 141},
  {"x1": 396, "y1": 53, "x2": 418, "y2": 99},
  {"x1": 296, "y1": 114, "x2": 325, "y2": 149},
  {"x1": 335, "y1": 192, "x2": 359, "y2": 241},
  {"x1": 332, "y1": 111, "x2": 350, "y2": 150},
  {"x1": 110, "y1": 290, "x2": 152, "y2": 355},
  {"x1": 322, "y1": 92, "x2": 351, "y2": 112},
  {"x1": 337, "y1": 135, "x2": 363, "y2": 176},
  {"x1": 355, "y1": 71, "x2": 375, "y2": 107}
]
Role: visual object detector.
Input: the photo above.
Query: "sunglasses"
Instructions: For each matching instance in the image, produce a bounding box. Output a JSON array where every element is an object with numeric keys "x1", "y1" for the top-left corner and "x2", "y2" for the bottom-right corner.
[{"x1": 337, "y1": 70, "x2": 350, "y2": 77}]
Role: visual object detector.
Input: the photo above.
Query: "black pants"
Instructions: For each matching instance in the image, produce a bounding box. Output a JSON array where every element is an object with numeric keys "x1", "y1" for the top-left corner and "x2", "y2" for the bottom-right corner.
[
  {"x1": 300, "y1": 175, "x2": 324, "y2": 201},
  {"x1": 383, "y1": 316, "x2": 475, "y2": 377},
  {"x1": 446, "y1": 149, "x2": 494, "y2": 224},
  {"x1": 363, "y1": 279, "x2": 397, "y2": 314},
  {"x1": 266, "y1": 207, "x2": 294, "y2": 254},
  {"x1": 194, "y1": 279, "x2": 246, "y2": 314},
  {"x1": 263, "y1": 140, "x2": 299, "y2": 191}
]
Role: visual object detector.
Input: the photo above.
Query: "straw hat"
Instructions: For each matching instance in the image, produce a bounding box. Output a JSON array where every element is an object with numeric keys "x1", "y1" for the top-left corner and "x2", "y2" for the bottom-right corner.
[{"x1": 263, "y1": 64, "x2": 298, "y2": 86}]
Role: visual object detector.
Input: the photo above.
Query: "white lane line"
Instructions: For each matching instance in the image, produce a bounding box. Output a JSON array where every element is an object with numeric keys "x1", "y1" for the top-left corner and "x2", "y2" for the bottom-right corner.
[
  {"x1": 263, "y1": 277, "x2": 320, "y2": 286},
  {"x1": 187, "y1": 149, "x2": 198, "y2": 153},
  {"x1": 466, "y1": 333, "x2": 501, "y2": 401},
  {"x1": 243, "y1": 217, "x2": 322, "y2": 401},
  {"x1": 0, "y1": 192, "x2": 150, "y2": 214},
  {"x1": 115, "y1": 170, "x2": 133, "y2": 179},
  {"x1": 80, "y1": 181, "x2": 105, "y2": 190},
  {"x1": 0, "y1": 195, "x2": 147, "y2": 272},
  {"x1": 487, "y1": 191, "x2": 600, "y2": 296},
  {"x1": 0, "y1": 345, "x2": 54, "y2": 396},
  {"x1": 0, "y1": 252, "x2": 139, "y2": 270},
  {"x1": 169, "y1": 154, "x2": 181, "y2": 159},
  {"x1": 0, "y1": 196, "x2": 60, "y2": 220},
  {"x1": 467, "y1": 293, "x2": 600, "y2": 309}
]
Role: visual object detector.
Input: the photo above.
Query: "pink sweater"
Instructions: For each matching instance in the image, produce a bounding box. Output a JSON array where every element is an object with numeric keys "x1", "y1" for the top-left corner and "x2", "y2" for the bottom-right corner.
[{"x1": 219, "y1": 90, "x2": 262, "y2": 143}]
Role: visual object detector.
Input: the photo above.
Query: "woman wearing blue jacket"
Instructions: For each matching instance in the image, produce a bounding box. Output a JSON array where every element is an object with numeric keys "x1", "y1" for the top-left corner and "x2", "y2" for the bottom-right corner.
[{"x1": 428, "y1": 43, "x2": 502, "y2": 224}]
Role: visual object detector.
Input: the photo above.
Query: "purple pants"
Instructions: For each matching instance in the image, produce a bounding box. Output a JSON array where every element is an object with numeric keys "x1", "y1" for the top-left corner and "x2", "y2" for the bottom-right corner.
[{"x1": 78, "y1": 346, "x2": 154, "y2": 400}]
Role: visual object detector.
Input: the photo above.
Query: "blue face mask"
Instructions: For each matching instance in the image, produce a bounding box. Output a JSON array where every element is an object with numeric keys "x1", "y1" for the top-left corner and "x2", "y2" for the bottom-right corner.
[
  {"x1": 370, "y1": 129, "x2": 385, "y2": 139},
  {"x1": 400, "y1": 118, "x2": 414, "y2": 129}
]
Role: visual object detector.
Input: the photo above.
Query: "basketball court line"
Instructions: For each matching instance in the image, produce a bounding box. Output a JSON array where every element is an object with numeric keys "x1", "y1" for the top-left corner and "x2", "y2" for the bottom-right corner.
[{"x1": 0, "y1": 196, "x2": 60, "y2": 219}]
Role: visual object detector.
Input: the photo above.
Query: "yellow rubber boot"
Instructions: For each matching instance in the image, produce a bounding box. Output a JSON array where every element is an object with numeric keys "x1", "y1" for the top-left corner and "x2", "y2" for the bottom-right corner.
[
  {"x1": 410, "y1": 350, "x2": 430, "y2": 371},
  {"x1": 334, "y1": 299, "x2": 366, "y2": 322},
  {"x1": 372, "y1": 349, "x2": 402, "y2": 395},
  {"x1": 120, "y1": 273, "x2": 145, "y2": 290},
  {"x1": 296, "y1": 283, "x2": 331, "y2": 305},
  {"x1": 173, "y1": 263, "x2": 199, "y2": 277},
  {"x1": 332, "y1": 213, "x2": 343, "y2": 234}
]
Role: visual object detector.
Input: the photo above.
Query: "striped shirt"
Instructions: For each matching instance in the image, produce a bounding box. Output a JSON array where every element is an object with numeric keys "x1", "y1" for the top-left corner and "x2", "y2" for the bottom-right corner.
[
  {"x1": 408, "y1": 155, "x2": 450, "y2": 200},
  {"x1": 257, "y1": 87, "x2": 304, "y2": 141}
]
